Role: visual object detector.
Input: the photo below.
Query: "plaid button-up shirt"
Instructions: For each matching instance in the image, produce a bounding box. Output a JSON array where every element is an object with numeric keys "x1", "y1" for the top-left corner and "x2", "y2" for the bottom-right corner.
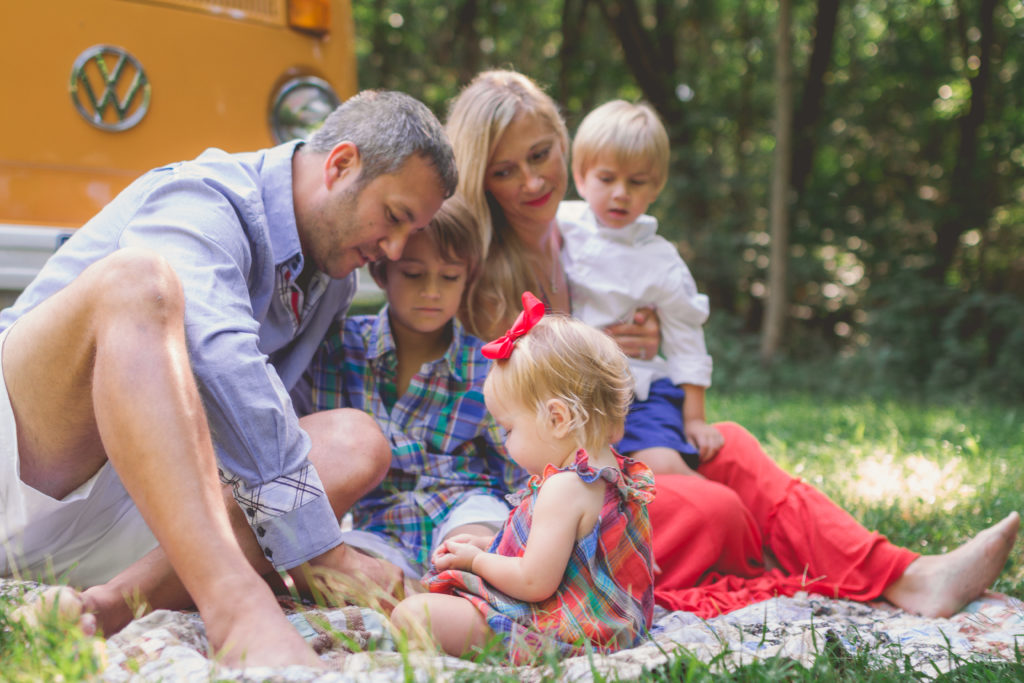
[{"x1": 309, "y1": 307, "x2": 527, "y2": 572}]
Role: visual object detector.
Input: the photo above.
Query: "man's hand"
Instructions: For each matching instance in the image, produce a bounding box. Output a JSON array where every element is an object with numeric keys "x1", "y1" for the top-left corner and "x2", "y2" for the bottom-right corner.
[{"x1": 303, "y1": 543, "x2": 408, "y2": 612}]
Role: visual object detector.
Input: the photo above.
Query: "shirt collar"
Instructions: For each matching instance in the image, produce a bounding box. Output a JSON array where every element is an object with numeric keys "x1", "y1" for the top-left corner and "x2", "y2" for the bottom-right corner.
[
  {"x1": 368, "y1": 304, "x2": 465, "y2": 381},
  {"x1": 368, "y1": 305, "x2": 399, "y2": 361},
  {"x1": 445, "y1": 317, "x2": 468, "y2": 381},
  {"x1": 260, "y1": 140, "x2": 306, "y2": 269},
  {"x1": 586, "y1": 205, "x2": 658, "y2": 244}
]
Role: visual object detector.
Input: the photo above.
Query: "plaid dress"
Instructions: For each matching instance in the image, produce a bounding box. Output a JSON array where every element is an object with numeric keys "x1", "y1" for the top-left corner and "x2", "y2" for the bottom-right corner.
[{"x1": 426, "y1": 449, "x2": 656, "y2": 663}]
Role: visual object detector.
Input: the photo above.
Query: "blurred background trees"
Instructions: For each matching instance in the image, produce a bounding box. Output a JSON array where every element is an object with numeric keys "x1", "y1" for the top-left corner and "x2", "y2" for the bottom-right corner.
[{"x1": 351, "y1": 0, "x2": 1024, "y2": 401}]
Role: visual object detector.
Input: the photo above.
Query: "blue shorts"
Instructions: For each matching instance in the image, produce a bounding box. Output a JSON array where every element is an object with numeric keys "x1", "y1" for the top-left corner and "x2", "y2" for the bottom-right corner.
[{"x1": 615, "y1": 378, "x2": 699, "y2": 470}]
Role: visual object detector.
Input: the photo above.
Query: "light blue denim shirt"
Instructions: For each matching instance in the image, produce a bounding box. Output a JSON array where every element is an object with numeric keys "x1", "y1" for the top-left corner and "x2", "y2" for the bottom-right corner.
[{"x1": 0, "y1": 142, "x2": 354, "y2": 569}]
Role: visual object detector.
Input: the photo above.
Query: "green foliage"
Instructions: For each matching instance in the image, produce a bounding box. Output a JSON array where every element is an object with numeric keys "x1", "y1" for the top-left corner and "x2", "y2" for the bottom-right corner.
[
  {"x1": 866, "y1": 277, "x2": 1024, "y2": 401},
  {"x1": 350, "y1": 0, "x2": 1024, "y2": 399},
  {"x1": 0, "y1": 589, "x2": 105, "y2": 681}
]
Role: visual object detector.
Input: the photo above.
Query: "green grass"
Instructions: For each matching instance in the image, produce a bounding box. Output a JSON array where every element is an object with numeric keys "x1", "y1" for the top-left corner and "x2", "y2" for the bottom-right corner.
[
  {"x1": 708, "y1": 393, "x2": 1024, "y2": 599},
  {"x1": 2, "y1": 393, "x2": 1022, "y2": 680},
  {"x1": 0, "y1": 583, "x2": 106, "y2": 682}
]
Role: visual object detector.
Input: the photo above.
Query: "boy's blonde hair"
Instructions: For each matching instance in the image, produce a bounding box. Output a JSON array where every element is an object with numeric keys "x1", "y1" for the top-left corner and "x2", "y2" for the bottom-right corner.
[
  {"x1": 369, "y1": 194, "x2": 483, "y2": 289},
  {"x1": 488, "y1": 315, "x2": 633, "y2": 451},
  {"x1": 446, "y1": 70, "x2": 570, "y2": 338},
  {"x1": 571, "y1": 100, "x2": 670, "y2": 193}
]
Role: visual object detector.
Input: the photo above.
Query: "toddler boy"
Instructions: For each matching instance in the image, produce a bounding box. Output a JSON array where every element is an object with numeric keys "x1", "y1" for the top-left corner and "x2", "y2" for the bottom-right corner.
[{"x1": 559, "y1": 100, "x2": 719, "y2": 475}]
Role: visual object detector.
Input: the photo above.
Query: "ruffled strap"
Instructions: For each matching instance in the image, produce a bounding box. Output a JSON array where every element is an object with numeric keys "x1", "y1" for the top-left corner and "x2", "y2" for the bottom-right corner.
[
  {"x1": 506, "y1": 448, "x2": 656, "y2": 506},
  {"x1": 615, "y1": 450, "x2": 657, "y2": 505}
]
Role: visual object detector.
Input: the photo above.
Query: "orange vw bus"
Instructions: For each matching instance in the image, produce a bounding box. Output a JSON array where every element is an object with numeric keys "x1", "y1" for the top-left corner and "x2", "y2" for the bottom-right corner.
[{"x1": 0, "y1": 0, "x2": 357, "y2": 300}]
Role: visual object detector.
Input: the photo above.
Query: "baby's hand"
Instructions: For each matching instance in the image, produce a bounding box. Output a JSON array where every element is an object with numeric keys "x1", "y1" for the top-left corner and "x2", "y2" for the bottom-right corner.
[
  {"x1": 444, "y1": 532, "x2": 494, "y2": 551},
  {"x1": 433, "y1": 539, "x2": 484, "y2": 572},
  {"x1": 685, "y1": 420, "x2": 724, "y2": 463}
]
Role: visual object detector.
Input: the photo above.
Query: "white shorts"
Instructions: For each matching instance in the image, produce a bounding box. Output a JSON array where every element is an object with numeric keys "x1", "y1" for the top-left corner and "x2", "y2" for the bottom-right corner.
[
  {"x1": 0, "y1": 326, "x2": 158, "y2": 588},
  {"x1": 340, "y1": 494, "x2": 510, "y2": 578}
]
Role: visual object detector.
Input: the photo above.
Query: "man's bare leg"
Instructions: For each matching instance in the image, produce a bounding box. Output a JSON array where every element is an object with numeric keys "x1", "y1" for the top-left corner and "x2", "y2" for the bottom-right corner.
[
  {"x1": 78, "y1": 407, "x2": 399, "y2": 634},
  {"x1": 4, "y1": 249, "x2": 320, "y2": 668},
  {"x1": 883, "y1": 511, "x2": 1019, "y2": 617}
]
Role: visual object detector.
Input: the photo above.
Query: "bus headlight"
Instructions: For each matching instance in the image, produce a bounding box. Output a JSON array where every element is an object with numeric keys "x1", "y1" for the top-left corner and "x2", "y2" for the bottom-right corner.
[{"x1": 269, "y1": 76, "x2": 340, "y2": 143}]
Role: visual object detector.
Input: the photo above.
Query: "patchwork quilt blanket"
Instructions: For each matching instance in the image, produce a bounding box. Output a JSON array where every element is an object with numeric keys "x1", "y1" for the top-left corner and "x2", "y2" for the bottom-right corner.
[{"x1": 3, "y1": 580, "x2": 1023, "y2": 681}]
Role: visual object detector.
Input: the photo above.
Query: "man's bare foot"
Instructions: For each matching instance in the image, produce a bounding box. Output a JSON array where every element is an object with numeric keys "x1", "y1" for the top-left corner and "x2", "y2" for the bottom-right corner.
[
  {"x1": 883, "y1": 511, "x2": 1019, "y2": 618},
  {"x1": 11, "y1": 586, "x2": 97, "y2": 634},
  {"x1": 199, "y1": 577, "x2": 323, "y2": 670}
]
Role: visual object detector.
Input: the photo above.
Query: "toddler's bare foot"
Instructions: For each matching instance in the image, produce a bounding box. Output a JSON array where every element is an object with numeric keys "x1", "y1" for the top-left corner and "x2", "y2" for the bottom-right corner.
[{"x1": 883, "y1": 511, "x2": 1019, "y2": 618}]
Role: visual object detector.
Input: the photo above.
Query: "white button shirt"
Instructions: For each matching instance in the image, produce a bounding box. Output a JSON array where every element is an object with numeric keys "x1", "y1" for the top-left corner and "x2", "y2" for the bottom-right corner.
[{"x1": 558, "y1": 200, "x2": 713, "y2": 401}]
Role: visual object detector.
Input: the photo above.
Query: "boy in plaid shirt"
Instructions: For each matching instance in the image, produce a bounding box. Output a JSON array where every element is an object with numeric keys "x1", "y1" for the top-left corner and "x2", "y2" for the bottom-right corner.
[{"x1": 309, "y1": 196, "x2": 526, "y2": 577}]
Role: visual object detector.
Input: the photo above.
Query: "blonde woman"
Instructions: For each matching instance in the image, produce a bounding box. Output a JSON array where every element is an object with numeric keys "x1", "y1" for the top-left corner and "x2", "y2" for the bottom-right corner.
[{"x1": 444, "y1": 68, "x2": 1019, "y2": 620}]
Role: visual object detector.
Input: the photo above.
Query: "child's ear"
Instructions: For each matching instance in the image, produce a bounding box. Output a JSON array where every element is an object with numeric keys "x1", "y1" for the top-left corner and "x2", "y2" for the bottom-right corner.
[
  {"x1": 572, "y1": 169, "x2": 587, "y2": 199},
  {"x1": 544, "y1": 398, "x2": 572, "y2": 439}
]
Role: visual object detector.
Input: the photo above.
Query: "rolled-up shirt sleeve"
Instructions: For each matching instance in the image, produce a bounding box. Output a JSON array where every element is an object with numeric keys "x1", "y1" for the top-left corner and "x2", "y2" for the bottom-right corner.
[
  {"x1": 656, "y1": 263, "x2": 714, "y2": 388},
  {"x1": 0, "y1": 145, "x2": 347, "y2": 569},
  {"x1": 121, "y1": 175, "x2": 343, "y2": 569}
]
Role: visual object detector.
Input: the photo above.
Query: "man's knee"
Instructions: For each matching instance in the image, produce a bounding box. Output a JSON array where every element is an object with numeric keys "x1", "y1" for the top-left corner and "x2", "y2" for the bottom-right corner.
[
  {"x1": 88, "y1": 248, "x2": 185, "y2": 326},
  {"x1": 304, "y1": 409, "x2": 392, "y2": 488},
  {"x1": 339, "y1": 409, "x2": 391, "y2": 479}
]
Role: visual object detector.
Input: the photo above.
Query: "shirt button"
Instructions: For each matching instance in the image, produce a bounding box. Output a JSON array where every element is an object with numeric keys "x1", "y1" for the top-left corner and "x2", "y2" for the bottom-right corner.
[
  {"x1": 264, "y1": 547, "x2": 273, "y2": 559},
  {"x1": 247, "y1": 507, "x2": 255, "y2": 518},
  {"x1": 256, "y1": 526, "x2": 266, "y2": 537}
]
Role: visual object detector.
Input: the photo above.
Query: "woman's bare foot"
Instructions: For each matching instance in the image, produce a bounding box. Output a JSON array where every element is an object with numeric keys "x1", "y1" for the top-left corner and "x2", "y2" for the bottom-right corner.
[{"x1": 883, "y1": 511, "x2": 1020, "y2": 618}]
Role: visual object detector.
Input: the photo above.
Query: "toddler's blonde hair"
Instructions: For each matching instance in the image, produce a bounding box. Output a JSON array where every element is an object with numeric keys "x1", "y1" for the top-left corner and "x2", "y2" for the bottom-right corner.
[
  {"x1": 571, "y1": 100, "x2": 670, "y2": 193},
  {"x1": 489, "y1": 315, "x2": 633, "y2": 452}
]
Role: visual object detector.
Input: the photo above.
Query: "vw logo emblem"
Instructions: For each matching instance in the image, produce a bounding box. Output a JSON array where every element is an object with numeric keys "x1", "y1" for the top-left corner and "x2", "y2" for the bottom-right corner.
[{"x1": 69, "y1": 45, "x2": 151, "y2": 132}]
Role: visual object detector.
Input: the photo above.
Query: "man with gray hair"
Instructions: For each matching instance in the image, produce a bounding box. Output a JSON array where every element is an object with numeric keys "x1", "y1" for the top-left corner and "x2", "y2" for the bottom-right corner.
[{"x1": 0, "y1": 90, "x2": 456, "y2": 668}]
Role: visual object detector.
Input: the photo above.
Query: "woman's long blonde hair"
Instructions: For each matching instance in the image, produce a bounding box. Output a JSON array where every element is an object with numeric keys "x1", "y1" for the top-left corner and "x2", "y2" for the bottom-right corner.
[{"x1": 445, "y1": 70, "x2": 569, "y2": 339}]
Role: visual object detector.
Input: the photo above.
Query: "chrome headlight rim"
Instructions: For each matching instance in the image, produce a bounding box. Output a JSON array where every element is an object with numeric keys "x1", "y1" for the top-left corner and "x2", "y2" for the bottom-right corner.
[{"x1": 268, "y1": 75, "x2": 341, "y2": 144}]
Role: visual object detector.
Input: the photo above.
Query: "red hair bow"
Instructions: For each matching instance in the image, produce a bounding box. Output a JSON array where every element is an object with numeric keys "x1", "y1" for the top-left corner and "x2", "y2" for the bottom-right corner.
[{"x1": 481, "y1": 291, "x2": 545, "y2": 360}]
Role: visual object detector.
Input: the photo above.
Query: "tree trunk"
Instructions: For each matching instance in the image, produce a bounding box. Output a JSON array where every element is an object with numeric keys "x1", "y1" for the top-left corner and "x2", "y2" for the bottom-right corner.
[
  {"x1": 929, "y1": 0, "x2": 996, "y2": 283},
  {"x1": 452, "y1": 0, "x2": 481, "y2": 85},
  {"x1": 590, "y1": 0, "x2": 686, "y2": 137},
  {"x1": 558, "y1": 0, "x2": 590, "y2": 106},
  {"x1": 761, "y1": 0, "x2": 794, "y2": 362},
  {"x1": 790, "y1": 0, "x2": 840, "y2": 196}
]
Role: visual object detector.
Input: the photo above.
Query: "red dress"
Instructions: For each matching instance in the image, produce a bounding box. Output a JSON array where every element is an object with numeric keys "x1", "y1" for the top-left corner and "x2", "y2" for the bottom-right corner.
[{"x1": 649, "y1": 422, "x2": 919, "y2": 617}]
